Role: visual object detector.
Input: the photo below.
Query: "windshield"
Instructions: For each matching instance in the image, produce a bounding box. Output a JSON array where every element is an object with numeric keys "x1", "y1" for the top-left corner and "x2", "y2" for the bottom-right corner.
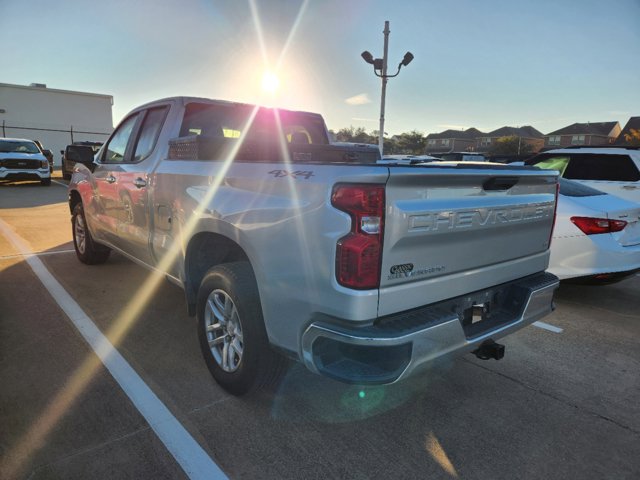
[{"x1": 0, "y1": 140, "x2": 41, "y2": 154}]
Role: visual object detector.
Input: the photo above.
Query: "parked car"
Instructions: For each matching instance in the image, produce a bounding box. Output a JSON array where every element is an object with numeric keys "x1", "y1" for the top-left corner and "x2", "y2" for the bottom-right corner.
[
  {"x1": 61, "y1": 142, "x2": 103, "y2": 180},
  {"x1": 549, "y1": 178, "x2": 640, "y2": 282},
  {"x1": 526, "y1": 146, "x2": 640, "y2": 203},
  {"x1": 0, "y1": 137, "x2": 51, "y2": 186},
  {"x1": 33, "y1": 140, "x2": 54, "y2": 173}
]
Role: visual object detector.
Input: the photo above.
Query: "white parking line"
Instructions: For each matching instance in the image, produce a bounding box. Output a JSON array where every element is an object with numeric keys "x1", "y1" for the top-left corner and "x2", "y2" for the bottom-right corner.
[
  {"x1": 532, "y1": 321, "x2": 563, "y2": 334},
  {"x1": 0, "y1": 249, "x2": 75, "y2": 260},
  {"x1": 0, "y1": 218, "x2": 227, "y2": 480},
  {"x1": 51, "y1": 179, "x2": 68, "y2": 188}
]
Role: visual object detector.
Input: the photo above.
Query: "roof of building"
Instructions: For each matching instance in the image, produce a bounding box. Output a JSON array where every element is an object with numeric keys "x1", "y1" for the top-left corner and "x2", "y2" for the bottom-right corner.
[
  {"x1": 486, "y1": 126, "x2": 544, "y2": 138},
  {"x1": 614, "y1": 116, "x2": 640, "y2": 145},
  {"x1": 426, "y1": 127, "x2": 484, "y2": 140},
  {"x1": 546, "y1": 121, "x2": 619, "y2": 137},
  {"x1": 0, "y1": 82, "x2": 114, "y2": 102}
]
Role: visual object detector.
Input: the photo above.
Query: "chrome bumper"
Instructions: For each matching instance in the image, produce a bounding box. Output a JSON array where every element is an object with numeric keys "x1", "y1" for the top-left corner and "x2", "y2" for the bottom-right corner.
[{"x1": 301, "y1": 272, "x2": 559, "y2": 384}]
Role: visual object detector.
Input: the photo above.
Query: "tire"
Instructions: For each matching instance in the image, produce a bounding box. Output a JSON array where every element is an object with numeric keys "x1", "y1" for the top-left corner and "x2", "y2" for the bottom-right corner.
[
  {"x1": 41, "y1": 178, "x2": 51, "y2": 186},
  {"x1": 72, "y1": 203, "x2": 111, "y2": 264},
  {"x1": 197, "y1": 262, "x2": 287, "y2": 395}
]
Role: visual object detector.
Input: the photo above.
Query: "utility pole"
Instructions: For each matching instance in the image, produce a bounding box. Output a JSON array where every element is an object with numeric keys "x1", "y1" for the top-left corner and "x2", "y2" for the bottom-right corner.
[{"x1": 379, "y1": 21, "x2": 390, "y2": 154}]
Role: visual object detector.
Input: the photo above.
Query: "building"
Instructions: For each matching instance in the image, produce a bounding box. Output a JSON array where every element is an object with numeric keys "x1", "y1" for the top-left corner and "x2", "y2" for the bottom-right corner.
[
  {"x1": 476, "y1": 126, "x2": 544, "y2": 153},
  {"x1": 0, "y1": 82, "x2": 114, "y2": 167},
  {"x1": 614, "y1": 116, "x2": 640, "y2": 146},
  {"x1": 543, "y1": 121, "x2": 620, "y2": 149},
  {"x1": 425, "y1": 127, "x2": 484, "y2": 154}
]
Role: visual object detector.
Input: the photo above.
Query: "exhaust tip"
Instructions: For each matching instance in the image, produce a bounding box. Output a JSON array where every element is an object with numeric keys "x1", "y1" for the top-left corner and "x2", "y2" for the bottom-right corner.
[{"x1": 472, "y1": 339, "x2": 505, "y2": 361}]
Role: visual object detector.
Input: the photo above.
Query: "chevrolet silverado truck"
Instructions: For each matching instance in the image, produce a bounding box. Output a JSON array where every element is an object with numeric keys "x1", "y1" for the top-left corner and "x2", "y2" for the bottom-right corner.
[{"x1": 68, "y1": 97, "x2": 560, "y2": 395}]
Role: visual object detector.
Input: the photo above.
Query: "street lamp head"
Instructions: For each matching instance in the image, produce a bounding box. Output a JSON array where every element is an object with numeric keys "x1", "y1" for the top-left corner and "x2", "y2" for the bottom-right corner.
[
  {"x1": 401, "y1": 51, "x2": 414, "y2": 67},
  {"x1": 361, "y1": 51, "x2": 375, "y2": 65}
]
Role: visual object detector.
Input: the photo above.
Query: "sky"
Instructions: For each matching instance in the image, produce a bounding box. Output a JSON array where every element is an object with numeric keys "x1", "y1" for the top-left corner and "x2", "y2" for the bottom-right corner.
[{"x1": 1, "y1": 0, "x2": 639, "y2": 136}]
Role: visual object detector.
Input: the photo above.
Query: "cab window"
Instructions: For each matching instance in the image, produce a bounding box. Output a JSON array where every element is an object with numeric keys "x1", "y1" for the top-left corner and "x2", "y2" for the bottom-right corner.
[
  {"x1": 133, "y1": 106, "x2": 169, "y2": 162},
  {"x1": 103, "y1": 113, "x2": 140, "y2": 163}
]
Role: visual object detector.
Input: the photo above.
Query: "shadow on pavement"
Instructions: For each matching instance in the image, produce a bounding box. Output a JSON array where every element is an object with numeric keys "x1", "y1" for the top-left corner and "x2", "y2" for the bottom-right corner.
[{"x1": 0, "y1": 180, "x2": 68, "y2": 209}]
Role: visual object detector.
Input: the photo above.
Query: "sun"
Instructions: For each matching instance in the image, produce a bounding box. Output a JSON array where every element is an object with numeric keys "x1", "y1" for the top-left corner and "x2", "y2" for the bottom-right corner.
[{"x1": 261, "y1": 71, "x2": 280, "y2": 94}]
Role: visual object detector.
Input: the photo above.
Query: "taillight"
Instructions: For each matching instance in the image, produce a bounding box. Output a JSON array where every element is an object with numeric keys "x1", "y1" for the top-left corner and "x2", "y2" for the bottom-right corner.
[
  {"x1": 332, "y1": 184, "x2": 385, "y2": 289},
  {"x1": 570, "y1": 216, "x2": 627, "y2": 235}
]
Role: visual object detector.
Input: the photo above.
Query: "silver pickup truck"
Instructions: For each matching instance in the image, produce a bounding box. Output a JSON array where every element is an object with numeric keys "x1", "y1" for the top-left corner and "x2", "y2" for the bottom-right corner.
[{"x1": 68, "y1": 97, "x2": 559, "y2": 395}]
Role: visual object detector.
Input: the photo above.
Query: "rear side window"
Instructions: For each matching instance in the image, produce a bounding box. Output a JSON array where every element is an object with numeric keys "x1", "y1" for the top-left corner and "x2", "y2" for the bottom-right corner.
[
  {"x1": 133, "y1": 106, "x2": 169, "y2": 162},
  {"x1": 563, "y1": 154, "x2": 640, "y2": 182}
]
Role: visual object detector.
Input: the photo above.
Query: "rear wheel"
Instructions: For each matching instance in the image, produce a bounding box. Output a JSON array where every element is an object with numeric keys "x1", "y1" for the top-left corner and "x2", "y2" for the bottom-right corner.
[
  {"x1": 197, "y1": 262, "x2": 287, "y2": 395},
  {"x1": 72, "y1": 203, "x2": 110, "y2": 264}
]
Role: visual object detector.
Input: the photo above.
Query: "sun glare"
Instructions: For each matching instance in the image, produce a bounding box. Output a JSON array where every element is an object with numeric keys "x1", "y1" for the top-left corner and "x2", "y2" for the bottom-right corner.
[{"x1": 261, "y1": 71, "x2": 280, "y2": 94}]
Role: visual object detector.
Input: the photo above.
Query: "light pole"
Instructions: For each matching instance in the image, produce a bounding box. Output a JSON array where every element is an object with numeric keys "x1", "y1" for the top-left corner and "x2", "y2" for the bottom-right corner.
[{"x1": 361, "y1": 21, "x2": 414, "y2": 154}]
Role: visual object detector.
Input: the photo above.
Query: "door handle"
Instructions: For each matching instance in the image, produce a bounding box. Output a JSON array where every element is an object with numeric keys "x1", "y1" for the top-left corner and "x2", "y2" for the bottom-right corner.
[
  {"x1": 134, "y1": 178, "x2": 147, "y2": 188},
  {"x1": 105, "y1": 175, "x2": 116, "y2": 184},
  {"x1": 622, "y1": 185, "x2": 638, "y2": 190}
]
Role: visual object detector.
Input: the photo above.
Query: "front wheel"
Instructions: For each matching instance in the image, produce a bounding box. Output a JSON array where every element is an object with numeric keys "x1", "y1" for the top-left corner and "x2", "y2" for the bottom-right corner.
[
  {"x1": 41, "y1": 178, "x2": 51, "y2": 186},
  {"x1": 72, "y1": 203, "x2": 110, "y2": 264},
  {"x1": 197, "y1": 262, "x2": 287, "y2": 395}
]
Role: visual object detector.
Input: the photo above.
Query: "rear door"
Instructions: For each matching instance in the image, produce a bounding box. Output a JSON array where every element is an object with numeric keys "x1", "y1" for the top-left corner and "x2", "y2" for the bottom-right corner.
[{"x1": 378, "y1": 165, "x2": 558, "y2": 316}]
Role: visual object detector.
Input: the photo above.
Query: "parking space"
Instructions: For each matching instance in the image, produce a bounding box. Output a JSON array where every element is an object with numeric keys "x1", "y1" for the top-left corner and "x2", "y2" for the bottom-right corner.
[{"x1": 1, "y1": 181, "x2": 639, "y2": 479}]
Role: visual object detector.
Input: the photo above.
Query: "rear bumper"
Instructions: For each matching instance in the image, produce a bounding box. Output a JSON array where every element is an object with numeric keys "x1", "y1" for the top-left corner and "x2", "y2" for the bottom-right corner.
[
  {"x1": 301, "y1": 272, "x2": 559, "y2": 384},
  {"x1": 549, "y1": 234, "x2": 640, "y2": 280}
]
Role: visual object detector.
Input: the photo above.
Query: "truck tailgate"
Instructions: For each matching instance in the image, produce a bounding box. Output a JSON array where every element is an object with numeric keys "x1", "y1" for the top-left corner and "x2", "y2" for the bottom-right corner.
[{"x1": 379, "y1": 164, "x2": 558, "y2": 316}]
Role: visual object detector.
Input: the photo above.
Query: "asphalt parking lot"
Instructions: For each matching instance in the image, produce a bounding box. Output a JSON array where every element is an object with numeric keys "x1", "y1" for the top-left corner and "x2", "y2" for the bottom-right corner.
[{"x1": 1, "y1": 175, "x2": 639, "y2": 479}]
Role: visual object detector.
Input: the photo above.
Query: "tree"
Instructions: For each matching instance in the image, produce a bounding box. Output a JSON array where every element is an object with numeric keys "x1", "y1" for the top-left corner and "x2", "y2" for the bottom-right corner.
[
  {"x1": 623, "y1": 128, "x2": 640, "y2": 146},
  {"x1": 489, "y1": 136, "x2": 533, "y2": 156},
  {"x1": 392, "y1": 130, "x2": 427, "y2": 155},
  {"x1": 334, "y1": 126, "x2": 376, "y2": 144}
]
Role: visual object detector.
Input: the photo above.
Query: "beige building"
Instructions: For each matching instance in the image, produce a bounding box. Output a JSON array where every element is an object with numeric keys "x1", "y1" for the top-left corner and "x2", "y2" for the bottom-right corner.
[{"x1": 0, "y1": 82, "x2": 114, "y2": 166}]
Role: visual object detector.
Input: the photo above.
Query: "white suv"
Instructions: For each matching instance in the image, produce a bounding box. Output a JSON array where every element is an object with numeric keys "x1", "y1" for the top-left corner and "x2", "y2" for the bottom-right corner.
[
  {"x1": 527, "y1": 147, "x2": 640, "y2": 202},
  {"x1": 0, "y1": 137, "x2": 51, "y2": 186}
]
